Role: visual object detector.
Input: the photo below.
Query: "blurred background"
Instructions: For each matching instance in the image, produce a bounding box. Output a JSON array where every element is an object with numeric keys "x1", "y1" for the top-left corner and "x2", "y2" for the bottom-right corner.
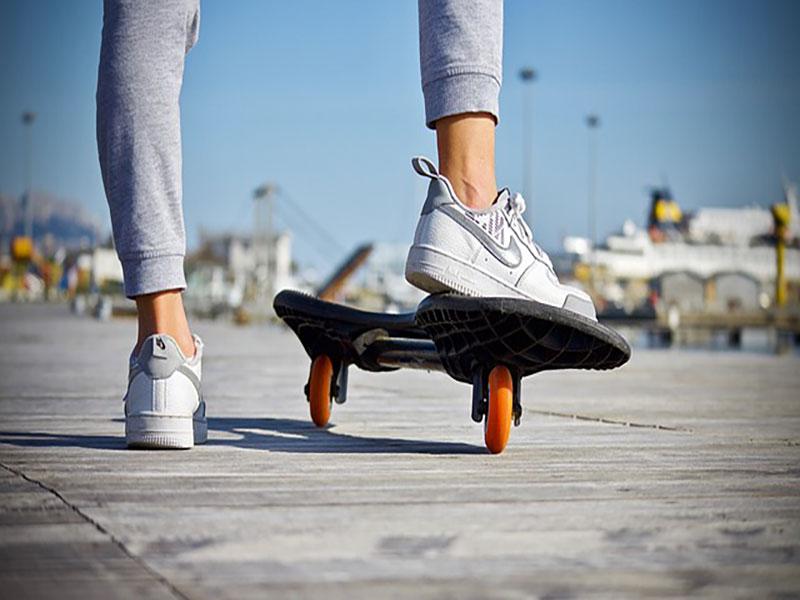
[{"x1": 1, "y1": 0, "x2": 799, "y2": 352}]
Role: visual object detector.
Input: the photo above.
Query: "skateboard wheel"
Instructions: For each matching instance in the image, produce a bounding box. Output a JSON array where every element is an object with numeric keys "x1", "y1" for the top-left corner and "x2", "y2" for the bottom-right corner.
[
  {"x1": 484, "y1": 365, "x2": 513, "y2": 454},
  {"x1": 308, "y1": 355, "x2": 333, "y2": 427}
]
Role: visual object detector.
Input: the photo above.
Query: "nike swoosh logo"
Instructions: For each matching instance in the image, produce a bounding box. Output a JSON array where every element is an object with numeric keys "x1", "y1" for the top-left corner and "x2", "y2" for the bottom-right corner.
[{"x1": 440, "y1": 205, "x2": 523, "y2": 268}]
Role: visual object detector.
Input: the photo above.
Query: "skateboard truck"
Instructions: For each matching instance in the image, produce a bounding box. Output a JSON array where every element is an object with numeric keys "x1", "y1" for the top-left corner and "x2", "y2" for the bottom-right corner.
[
  {"x1": 304, "y1": 357, "x2": 346, "y2": 403},
  {"x1": 512, "y1": 374, "x2": 522, "y2": 427},
  {"x1": 471, "y1": 371, "x2": 487, "y2": 423},
  {"x1": 472, "y1": 368, "x2": 523, "y2": 427},
  {"x1": 334, "y1": 363, "x2": 349, "y2": 404}
]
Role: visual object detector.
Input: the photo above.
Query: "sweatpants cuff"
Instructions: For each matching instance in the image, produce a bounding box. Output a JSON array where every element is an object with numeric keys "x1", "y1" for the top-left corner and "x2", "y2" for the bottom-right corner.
[
  {"x1": 423, "y1": 72, "x2": 500, "y2": 129},
  {"x1": 121, "y1": 254, "x2": 186, "y2": 298}
]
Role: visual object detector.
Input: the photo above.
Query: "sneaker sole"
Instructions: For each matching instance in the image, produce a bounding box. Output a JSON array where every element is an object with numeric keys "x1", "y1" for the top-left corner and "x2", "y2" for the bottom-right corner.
[
  {"x1": 406, "y1": 245, "x2": 532, "y2": 299},
  {"x1": 126, "y1": 414, "x2": 207, "y2": 449}
]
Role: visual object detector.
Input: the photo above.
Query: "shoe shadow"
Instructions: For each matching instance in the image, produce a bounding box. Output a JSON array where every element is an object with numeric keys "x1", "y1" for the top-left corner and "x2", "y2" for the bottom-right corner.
[
  {"x1": 0, "y1": 417, "x2": 484, "y2": 455},
  {"x1": 0, "y1": 430, "x2": 127, "y2": 451},
  {"x1": 206, "y1": 417, "x2": 485, "y2": 455}
]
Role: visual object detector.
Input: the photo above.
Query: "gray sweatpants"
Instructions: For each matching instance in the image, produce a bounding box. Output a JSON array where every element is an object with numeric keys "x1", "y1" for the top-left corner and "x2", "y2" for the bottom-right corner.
[{"x1": 97, "y1": 0, "x2": 503, "y2": 297}]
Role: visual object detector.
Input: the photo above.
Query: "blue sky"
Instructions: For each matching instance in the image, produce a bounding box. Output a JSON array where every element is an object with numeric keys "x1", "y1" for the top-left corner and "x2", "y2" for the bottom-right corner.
[{"x1": 1, "y1": 0, "x2": 798, "y2": 270}]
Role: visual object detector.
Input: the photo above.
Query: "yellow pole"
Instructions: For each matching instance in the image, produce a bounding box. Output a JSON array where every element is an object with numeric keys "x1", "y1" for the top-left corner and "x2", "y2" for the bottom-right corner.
[{"x1": 771, "y1": 203, "x2": 790, "y2": 307}]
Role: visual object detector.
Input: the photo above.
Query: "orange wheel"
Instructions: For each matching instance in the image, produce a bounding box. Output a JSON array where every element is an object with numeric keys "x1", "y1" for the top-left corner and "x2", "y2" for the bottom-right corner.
[
  {"x1": 484, "y1": 365, "x2": 513, "y2": 454},
  {"x1": 308, "y1": 355, "x2": 333, "y2": 427}
]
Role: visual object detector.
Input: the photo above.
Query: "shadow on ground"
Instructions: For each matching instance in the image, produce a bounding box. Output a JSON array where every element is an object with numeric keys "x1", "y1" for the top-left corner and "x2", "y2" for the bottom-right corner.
[
  {"x1": 0, "y1": 417, "x2": 484, "y2": 455},
  {"x1": 207, "y1": 417, "x2": 484, "y2": 454}
]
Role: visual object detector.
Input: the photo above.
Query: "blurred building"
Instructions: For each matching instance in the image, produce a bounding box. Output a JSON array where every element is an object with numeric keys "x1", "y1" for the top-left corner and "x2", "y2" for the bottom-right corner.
[
  {"x1": 91, "y1": 247, "x2": 124, "y2": 288},
  {"x1": 186, "y1": 231, "x2": 294, "y2": 314}
]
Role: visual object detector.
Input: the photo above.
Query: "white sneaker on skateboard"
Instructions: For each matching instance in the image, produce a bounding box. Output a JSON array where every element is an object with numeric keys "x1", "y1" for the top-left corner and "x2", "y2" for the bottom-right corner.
[
  {"x1": 124, "y1": 333, "x2": 207, "y2": 449},
  {"x1": 405, "y1": 156, "x2": 597, "y2": 321}
]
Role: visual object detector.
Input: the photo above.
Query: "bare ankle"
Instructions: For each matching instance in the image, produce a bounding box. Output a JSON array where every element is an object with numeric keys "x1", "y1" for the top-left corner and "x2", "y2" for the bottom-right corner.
[
  {"x1": 134, "y1": 290, "x2": 195, "y2": 357},
  {"x1": 443, "y1": 172, "x2": 497, "y2": 210},
  {"x1": 435, "y1": 113, "x2": 498, "y2": 210}
]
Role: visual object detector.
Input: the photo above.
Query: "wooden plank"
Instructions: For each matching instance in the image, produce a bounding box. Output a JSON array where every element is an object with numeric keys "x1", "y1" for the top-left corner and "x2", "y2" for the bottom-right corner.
[{"x1": 1, "y1": 302, "x2": 799, "y2": 598}]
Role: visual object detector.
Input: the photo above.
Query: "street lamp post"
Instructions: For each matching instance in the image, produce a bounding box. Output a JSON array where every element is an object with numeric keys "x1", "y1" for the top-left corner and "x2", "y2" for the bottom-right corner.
[
  {"x1": 21, "y1": 111, "x2": 36, "y2": 240},
  {"x1": 585, "y1": 114, "x2": 600, "y2": 249},
  {"x1": 253, "y1": 183, "x2": 277, "y2": 305},
  {"x1": 519, "y1": 68, "x2": 537, "y2": 206}
]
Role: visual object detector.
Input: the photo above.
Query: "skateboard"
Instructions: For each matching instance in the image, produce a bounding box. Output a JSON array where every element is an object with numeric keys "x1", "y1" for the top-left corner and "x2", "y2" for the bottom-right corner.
[{"x1": 273, "y1": 289, "x2": 631, "y2": 454}]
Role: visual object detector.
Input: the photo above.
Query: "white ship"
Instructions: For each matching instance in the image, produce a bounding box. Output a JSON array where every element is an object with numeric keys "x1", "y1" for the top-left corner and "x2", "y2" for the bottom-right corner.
[{"x1": 563, "y1": 180, "x2": 800, "y2": 313}]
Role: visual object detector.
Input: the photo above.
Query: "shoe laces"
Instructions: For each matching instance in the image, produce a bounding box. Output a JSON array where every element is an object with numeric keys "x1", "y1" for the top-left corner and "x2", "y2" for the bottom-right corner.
[{"x1": 507, "y1": 193, "x2": 554, "y2": 271}]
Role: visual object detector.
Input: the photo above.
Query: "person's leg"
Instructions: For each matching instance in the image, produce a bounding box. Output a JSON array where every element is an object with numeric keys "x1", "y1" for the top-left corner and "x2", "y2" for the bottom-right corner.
[
  {"x1": 408, "y1": 0, "x2": 596, "y2": 318},
  {"x1": 418, "y1": 0, "x2": 502, "y2": 209},
  {"x1": 97, "y1": 0, "x2": 207, "y2": 449},
  {"x1": 97, "y1": 0, "x2": 200, "y2": 357}
]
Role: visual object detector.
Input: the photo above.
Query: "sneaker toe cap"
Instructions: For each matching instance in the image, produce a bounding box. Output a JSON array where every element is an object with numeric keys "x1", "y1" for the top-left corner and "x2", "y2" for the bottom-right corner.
[{"x1": 562, "y1": 289, "x2": 597, "y2": 320}]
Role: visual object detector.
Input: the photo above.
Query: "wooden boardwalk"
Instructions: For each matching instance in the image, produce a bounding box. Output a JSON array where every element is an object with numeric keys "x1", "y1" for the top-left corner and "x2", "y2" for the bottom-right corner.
[{"x1": 1, "y1": 303, "x2": 799, "y2": 598}]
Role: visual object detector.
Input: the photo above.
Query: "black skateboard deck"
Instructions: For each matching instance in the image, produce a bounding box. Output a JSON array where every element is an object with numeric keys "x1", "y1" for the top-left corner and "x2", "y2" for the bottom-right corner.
[{"x1": 274, "y1": 289, "x2": 630, "y2": 453}]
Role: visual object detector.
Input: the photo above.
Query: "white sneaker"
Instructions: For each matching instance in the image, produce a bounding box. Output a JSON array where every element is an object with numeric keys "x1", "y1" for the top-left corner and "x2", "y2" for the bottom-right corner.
[
  {"x1": 124, "y1": 334, "x2": 207, "y2": 449},
  {"x1": 405, "y1": 156, "x2": 597, "y2": 320}
]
